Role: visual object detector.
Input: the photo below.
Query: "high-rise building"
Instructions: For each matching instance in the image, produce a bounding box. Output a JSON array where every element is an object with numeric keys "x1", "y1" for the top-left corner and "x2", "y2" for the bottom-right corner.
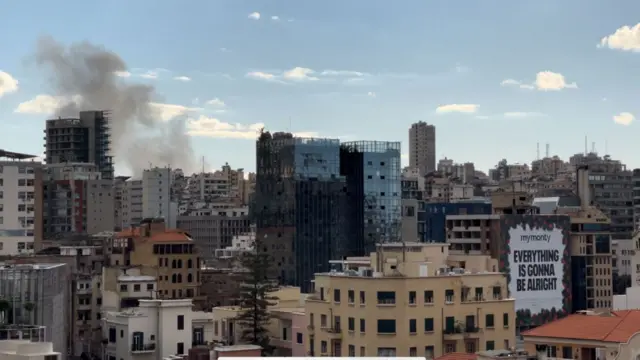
[
  {"x1": 408, "y1": 121, "x2": 436, "y2": 175},
  {"x1": 253, "y1": 132, "x2": 348, "y2": 292},
  {"x1": 339, "y1": 141, "x2": 402, "y2": 254},
  {"x1": 0, "y1": 150, "x2": 44, "y2": 253},
  {"x1": 142, "y1": 167, "x2": 177, "y2": 227},
  {"x1": 44, "y1": 110, "x2": 113, "y2": 180}
]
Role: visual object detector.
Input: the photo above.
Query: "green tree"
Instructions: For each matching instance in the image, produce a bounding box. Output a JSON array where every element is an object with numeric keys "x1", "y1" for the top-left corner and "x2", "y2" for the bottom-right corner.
[{"x1": 234, "y1": 240, "x2": 279, "y2": 355}]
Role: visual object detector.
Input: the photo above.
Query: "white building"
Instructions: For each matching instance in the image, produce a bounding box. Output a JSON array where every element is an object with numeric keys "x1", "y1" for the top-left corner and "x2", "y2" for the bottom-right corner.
[
  {"x1": 101, "y1": 268, "x2": 158, "y2": 314},
  {"x1": 142, "y1": 168, "x2": 177, "y2": 228},
  {"x1": 613, "y1": 239, "x2": 636, "y2": 276},
  {"x1": 0, "y1": 159, "x2": 40, "y2": 255},
  {"x1": 117, "y1": 178, "x2": 143, "y2": 230},
  {"x1": 103, "y1": 299, "x2": 214, "y2": 360},
  {"x1": 0, "y1": 340, "x2": 60, "y2": 360}
]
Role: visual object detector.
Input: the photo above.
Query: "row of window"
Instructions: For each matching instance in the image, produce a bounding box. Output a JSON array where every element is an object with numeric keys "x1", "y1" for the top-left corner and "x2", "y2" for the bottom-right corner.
[
  {"x1": 119, "y1": 283, "x2": 154, "y2": 292},
  {"x1": 0, "y1": 179, "x2": 36, "y2": 187},
  {"x1": 321, "y1": 286, "x2": 503, "y2": 305},
  {"x1": 0, "y1": 166, "x2": 36, "y2": 174},
  {"x1": 157, "y1": 257, "x2": 197, "y2": 269},
  {"x1": 153, "y1": 244, "x2": 196, "y2": 254}
]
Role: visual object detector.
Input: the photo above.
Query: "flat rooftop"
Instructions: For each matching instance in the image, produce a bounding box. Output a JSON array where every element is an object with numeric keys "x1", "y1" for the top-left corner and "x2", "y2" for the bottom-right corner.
[{"x1": 0, "y1": 263, "x2": 66, "y2": 271}]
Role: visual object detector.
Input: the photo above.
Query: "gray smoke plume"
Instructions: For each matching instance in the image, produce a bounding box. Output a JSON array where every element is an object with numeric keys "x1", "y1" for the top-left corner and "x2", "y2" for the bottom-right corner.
[{"x1": 33, "y1": 36, "x2": 196, "y2": 175}]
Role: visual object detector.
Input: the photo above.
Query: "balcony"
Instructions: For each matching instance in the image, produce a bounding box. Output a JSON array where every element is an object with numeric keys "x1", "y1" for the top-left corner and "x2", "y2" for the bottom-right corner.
[
  {"x1": 321, "y1": 326, "x2": 342, "y2": 339},
  {"x1": 131, "y1": 343, "x2": 156, "y2": 353},
  {"x1": 464, "y1": 326, "x2": 481, "y2": 338},
  {"x1": 443, "y1": 326, "x2": 464, "y2": 340}
]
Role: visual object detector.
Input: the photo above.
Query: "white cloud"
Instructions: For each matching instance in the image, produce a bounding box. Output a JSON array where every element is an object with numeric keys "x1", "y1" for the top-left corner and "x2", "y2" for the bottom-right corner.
[
  {"x1": 113, "y1": 71, "x2": 131, "y2": 78},
  {"x1": 206, "y1": 98, "x2": 226, "y2": 107},
  {"x1": 248, "y1": 12, "x2": 260, "y2": 20},
  {"x1": 599, "y1": 23, "x2": 640, "y2": 52},
  {"x1": 173, "y1": 76, "x2": 191, "y2": 82},
  {"x1": 367, "y1": 92, "x2": 376, "y2": 98},
  {"x1": 504, "y1": 111, "x2": 545, "y2": 118},
  {"x1": 246, "y1": 71, "x2": 279, "y2": 82},
  {"x1": 435, "y1": 104, "x2": 479, "y2": 114},
  {"x1": 501, "y1": 71, "x2": 577, "y2": 91},
  {"x1": 14, "y1": 95, "x2": 70, "y2": 114},
  {"x1": 150, "y1": 103, "x2": 202, "y2": 121},
  {"x1": 613, "y1": 112, "x2": 635, "y2": 126},
  {"x1": 271, "y1": 16, "x2": 280, "y2": 21},
  {"x1": 140, "y1": 71, "x2": 159, "y2": 79},
  {"x1": 321, "y1": 70, "x2": 367, "y2": 77},
  {"x1": 0, "y1": 71, "x2": 19, "y2": 98},
  {"x1": 187, "y1": 116, "x2": 264, "y2": 139},
  {"x1": 283, "y1": 67, "x2": 318, "y2": 81}
]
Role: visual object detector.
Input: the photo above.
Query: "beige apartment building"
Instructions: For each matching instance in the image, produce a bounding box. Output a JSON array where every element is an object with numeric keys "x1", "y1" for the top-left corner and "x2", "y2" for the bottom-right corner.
[{"x1": 305, "y1": 243, "x2": 516, "y2": 358}]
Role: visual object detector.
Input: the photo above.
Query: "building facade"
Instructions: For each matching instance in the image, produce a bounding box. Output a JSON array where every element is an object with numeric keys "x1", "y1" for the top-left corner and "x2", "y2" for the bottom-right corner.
[
  {"x1": 0, "y1": 152, "x2": 43, "y2": 253},
  {"x1": 305, "y1": 243, "x2": 515, "y2": 358},
  {"x1": 424, "y1": 202, "x2": 493, "y2": 243},
  {"x1": 340, "y1": 141, "x2": 402, "y2": 254},
  {"x1": 253, "y1": 132, "x2": 348, "y2": 292},
  {"x1": 408, "y1": 121, "x2": 436, "y2": 175}
]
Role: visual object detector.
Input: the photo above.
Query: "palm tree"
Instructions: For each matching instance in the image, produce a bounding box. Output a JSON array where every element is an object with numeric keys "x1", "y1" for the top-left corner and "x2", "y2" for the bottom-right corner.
[
  {"x1": 0, "y1": 299, "x2": 10, "y2": 325},
  {"x1": 23, "y1": 303, "x2": 34, "y2": 325}
]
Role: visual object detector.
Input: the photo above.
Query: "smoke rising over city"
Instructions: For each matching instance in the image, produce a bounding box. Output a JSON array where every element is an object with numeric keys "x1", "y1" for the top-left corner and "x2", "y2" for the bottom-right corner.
[{"x1": 33, "y1": 36, "x2": 196, "y2": 175}]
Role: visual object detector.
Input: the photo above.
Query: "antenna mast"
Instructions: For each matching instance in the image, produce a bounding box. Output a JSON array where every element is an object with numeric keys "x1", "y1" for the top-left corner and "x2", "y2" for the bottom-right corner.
[
  {"x1": 545, "y1": 143, "x2": 549, "y2": 158},
  {"x1": 536, "y1": 142, "x2": 540, "y2": 161},
  {"x1": 584, "y1": 136, "x2": 588, "y2": 156}
]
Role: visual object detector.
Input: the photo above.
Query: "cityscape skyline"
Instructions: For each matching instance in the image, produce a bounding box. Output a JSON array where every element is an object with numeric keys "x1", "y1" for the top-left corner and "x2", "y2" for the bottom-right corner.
[{"x1": 2, "y1": 1, "x2": 640, "y2": 175}]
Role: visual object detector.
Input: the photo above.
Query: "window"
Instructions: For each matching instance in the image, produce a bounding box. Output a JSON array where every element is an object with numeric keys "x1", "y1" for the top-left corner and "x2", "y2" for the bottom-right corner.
[
  {"x1": 409, "y1": 291, "x2": 416, "y2": 305},
  {"x1": 321, "y1": 341, "x2": 327, "y2": 354},
  {"x1": 503, "y1": 313, "x2": 509, "y2": 327},
  {"x1": 146, "y1": 283, "x2": 154, "y2": 291},
  {"x1": 445, "y1": 289, "x2": 454, "y2": 303},
  {"x1": 133, "y1": 284, "x2": 141, "y2": 292},
  {"x1": 486, "y1": 341, "x2": 495, "y2": 350},
  {"x1": 320, "y1": 314, "x2": 327, "y2": 327},
  {"x1": 377, "y1": 348, "x2": 396, "y2": 357},
  {"x1": 359, "y1": 291, "x2": 365, "y2": 304},
  {"x1": 119, "y1": 284, "x2": 127, "y2": 292},
  {"x1": 108, "y1": 327, "x2": 116, "y2": 342},
  {"x1": 486, "y1": 314, "x2": 495, "y2": 328},
  {"x1": 377, "y1": 291, "x2": 396, "y2": 305},
  {"x1": 425, "y1": 346, "x2": 435, "y2": 360},
  {"x1": 296, "y1": 332, "x2": 303, "y2": 344},
  {"x1": 360, "y1": 346, "x2": 365, "y2": 356},
  {"x1": 348, "y1": 317, "x2": 355, "y2": 331},
  {"x1": 424, "y1": 318, "x2": 434, "y2": 332},
  {"x1": 348, "y1": 290, "x2": 355, "y2": 303},
  {"x1": 409, "y1": 347, "x2": 417, "y2": 356},
  {"x1": 44, "y1": 356, "x2": 58, "y2": 360},
  {"x1": 377, "y1": 319, "x2": 396, "y2": 334},
  {"x1": 177, "y1": 315, "x2": 184, "y2": 330},
  {"x1": 334, "y1": 289, "x2": 341, "y2": 303},
  {"x1": 177, "y1": 342, "x2": 184, "y2": 355},
  {"x1": 409, "y1": 319, "x2": 417, "y2": 334},
  {"x1": 348, "y1": 345, "x2": 355, "y2": 356},
  {"x1": 359, "y1": 318, "x2": 365, "y2": 332},
  {"x1": 562, "y1": 346, "x2": 572, "y2": 358},
  {"x1": 424, "y1": 290, "x2": 434, "y2": 304}
]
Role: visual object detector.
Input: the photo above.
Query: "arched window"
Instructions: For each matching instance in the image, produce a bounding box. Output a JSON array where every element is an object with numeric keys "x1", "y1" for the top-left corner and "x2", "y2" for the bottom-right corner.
[
  {"x1": 177, "y1": 259, "x2": 183, "y2": 268},
  {"x1": 171, "y1": 274, "x2": 177, "y2": 283},
  {"x1": 177, "y1": 274, "x2": 182, "y2": 283},
  {"x1": 172, "y1": 259, "x2": 177, "y2": 269},
  {"x1": 187, "y1": 273, "x2": 193, "y2": 283},
  {"x1": 187, "y1": 259, "x2": 193, "y2": 268}
]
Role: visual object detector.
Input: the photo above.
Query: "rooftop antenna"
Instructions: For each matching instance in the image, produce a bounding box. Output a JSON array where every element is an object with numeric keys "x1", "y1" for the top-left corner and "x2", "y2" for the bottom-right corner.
[
  {"x1": 536, "y1": 142, "x2": 540, "y2": 161},
  {"x1": 201, "y1": 156, "x2": 205, "y2": 174},
  {"x1": 591, "y1": 142, "x2": 596, "y2": 155},
  {"x1": 584, "y1": 136, "x2": 588, "y2": 156},
  {"x1": 545, "y1": 143, "x2": 549, "y2": 158}
]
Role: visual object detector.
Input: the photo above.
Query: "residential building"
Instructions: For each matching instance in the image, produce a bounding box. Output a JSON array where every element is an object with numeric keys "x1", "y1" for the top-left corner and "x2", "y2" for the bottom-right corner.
[
  {"x1": 0, "y1": 338, "x2": 61, "y2": 360},
  {"x1": 424, "y1": 202, "x2": 492, "y2": 243},
  {"x1": 113, "y1": 218, "x2": 201, "y2": 300},
  {"x1": 401, "y1": 167, "x2": 424, "y2": 200},
  {"x1": 634, "y1": 168, "x2": 640, "y2": 231},
  {"x1": 612, "y1": 239, "x2": 635, "y2": 276},
  {"x1": 0, "y1": 151, "x2": 43, "y2": 253},
  {"x1": 0, "y1": 263, "x2": 70, "y2": 357},
  {"x1": 446, "y1": 214, "x2": 502, "y2": 256},
  {"x1": 100, "y1": 267, "x2": 157, "y2": 313},
  {"x1": 44, "y1": 110, "x2": 113, "y2": 180},
  {"x1": 210, "y1": 287, "x2": 304, "y2": 355},
  {"x1": 253, "y1": 132, "x2": 348, "y2": 292},
  {"x1": 142, "y1": 167, "x2": 177, "y2": 228},
  {"x1": 188, "y1": 163, "x2": 245, "y2": 201},
  {"x1": 176, "y1": 207, "x2": 251, "y2": 260},
  {"x1": 103, "y1": 299, "x2": 214, "y2": 360},
  {"x1": 340, "y1": 141, "x2": 402, "y2": 254},
  {"x1": 42, "y1": 163, "x2": 114, "y2": 240},
  {"x1": 305, "y1": 243, "x2": 515, "y2": 358},
  {"x1": 409, "y1": 121, "x2": 436, "y2": 175},
  {"x1": 521, "y1": 310, "x2": 640, "y2": 360}
]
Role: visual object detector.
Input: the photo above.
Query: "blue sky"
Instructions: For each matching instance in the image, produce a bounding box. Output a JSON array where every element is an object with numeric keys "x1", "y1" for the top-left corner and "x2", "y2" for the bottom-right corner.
[{"x1": 2, "y1": 0, "x2": 640, "y2": 175}]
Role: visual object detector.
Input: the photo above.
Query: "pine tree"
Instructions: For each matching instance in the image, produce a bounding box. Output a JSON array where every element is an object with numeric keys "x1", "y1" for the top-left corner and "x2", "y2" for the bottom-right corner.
[{"x1": 234, "y1": 240, "x2": 279, "y2": 354}]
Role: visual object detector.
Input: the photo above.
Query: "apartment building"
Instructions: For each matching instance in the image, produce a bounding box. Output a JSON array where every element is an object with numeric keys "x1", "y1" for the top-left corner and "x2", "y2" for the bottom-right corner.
[
  {"x1": 42, "y1": 163, "x2": 114, "y2": 240},
  {"x1": 446, "y1": 214, "x2": 502, "y2": 257},
  {"x1": 305, "y1": 243, "x2": 515, "y2": 358},
  {"x1": 188, "y1": 164, "x2": 245, "y2": 201},
  {"x1": 142, "y1": 167, "x2": 177, "y2": 228},
  {"x1": 409, "y1": 121, "x2": 436, "y2": 175},
  {"x1": 176, "y1": 207, "x2": 251, "y2": 260},
  {"x1": 103, "y1": 299, "x2": 214, "y2": 359},
  {"x1": 0, "y1": 151, "x2": 43, "y2": 253},
  {"x1": 113, "y1": 218, "x2": 201, "y2": 300}
]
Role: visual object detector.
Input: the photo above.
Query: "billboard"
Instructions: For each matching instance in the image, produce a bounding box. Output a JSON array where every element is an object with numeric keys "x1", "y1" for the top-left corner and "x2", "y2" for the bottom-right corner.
[{"x1": 500, "y1": 215, "x2": 571, "y2": 327}]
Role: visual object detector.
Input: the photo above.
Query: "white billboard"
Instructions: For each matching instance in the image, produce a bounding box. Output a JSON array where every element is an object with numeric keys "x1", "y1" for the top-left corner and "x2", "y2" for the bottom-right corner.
[{"x1": 507, "y1": 225, "x2": 565, "y2": 315}]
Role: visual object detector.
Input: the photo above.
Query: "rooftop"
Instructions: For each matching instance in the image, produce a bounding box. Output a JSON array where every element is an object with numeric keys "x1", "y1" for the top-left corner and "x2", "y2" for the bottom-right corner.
[
  {"x1": 436, "y1": 353, "x2": 477, "y2": 360},
  {"x1": 522, "y1": 310, "x2": 640, "y2": 343},
  {"x1": 116, "y1": 228, "x2": 193, "y2": 243},
  {"x1": 0, "y1": 263, "x2": 65, "y2": 271},
  {"x1": 0, "y1": 149, "x2": 37, "y2": 160}
]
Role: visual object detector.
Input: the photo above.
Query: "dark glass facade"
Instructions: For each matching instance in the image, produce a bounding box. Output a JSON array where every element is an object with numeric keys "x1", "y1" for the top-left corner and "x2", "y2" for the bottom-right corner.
[
  {"x1": 253, "y1": 132, "x2": 348, "y2": 292},
  {"x1": 340, "y1": 141, "x2": 401, "y2": 255},
  {"x1": 419, "y1": 202, "x2": 492, "y2": 243}
]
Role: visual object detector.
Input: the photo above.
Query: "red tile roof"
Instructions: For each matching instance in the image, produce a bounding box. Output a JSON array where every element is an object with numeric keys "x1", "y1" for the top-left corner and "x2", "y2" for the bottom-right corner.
[
  {"x1": 436, "y1": 353, "x2": 477, "y2": 360},
  {"x1": 522, "y1": 310, "x2": 640, "y2": 343}
]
